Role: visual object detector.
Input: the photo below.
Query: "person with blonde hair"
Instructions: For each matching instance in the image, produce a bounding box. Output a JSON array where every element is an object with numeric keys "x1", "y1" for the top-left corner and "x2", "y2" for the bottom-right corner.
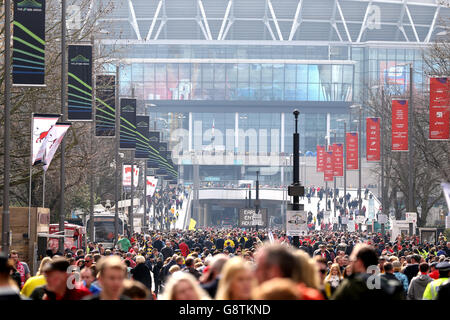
[
  {"x1": 252, "y1": 278, "x2": 301, "y2": 300},
  {"x1": 160, "y1": 271, "x2": 210, "y2": 300},
  {"x1": 324, "y1": 263, "x2": 343, "y2": 298},
  {"x1": 294, "y1": 250, "x2": 321, "y2": 290},
  {"x1": 215, "y1": 256, "x2": 256, "y2": 300},
  {"x1": 20, "y1": 257, "x2": 52, "y2": 297}
]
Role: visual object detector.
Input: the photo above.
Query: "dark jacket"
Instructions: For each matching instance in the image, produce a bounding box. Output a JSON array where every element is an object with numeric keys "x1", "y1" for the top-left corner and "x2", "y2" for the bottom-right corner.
[
  {"x1": 131, "y1": 263, "x2": 153, "y2": 290},
  {"x1": 402, "y1": 264, "x2": 420, "y2": 284},
  {"x1": 161, "y1": 246, "x2": 174, "y2": 261}
]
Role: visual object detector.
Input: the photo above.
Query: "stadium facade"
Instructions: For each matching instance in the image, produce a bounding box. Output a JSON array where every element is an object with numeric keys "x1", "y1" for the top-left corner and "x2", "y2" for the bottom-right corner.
[{"x1": 84, "y1": 0, "x2": 450, "y2": 187}]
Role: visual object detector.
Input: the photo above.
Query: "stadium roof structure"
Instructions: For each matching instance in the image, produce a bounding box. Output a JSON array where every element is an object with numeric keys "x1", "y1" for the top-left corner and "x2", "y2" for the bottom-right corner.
[{"x1": 86, "y1": 0, "x2": 450, "y2": 44}]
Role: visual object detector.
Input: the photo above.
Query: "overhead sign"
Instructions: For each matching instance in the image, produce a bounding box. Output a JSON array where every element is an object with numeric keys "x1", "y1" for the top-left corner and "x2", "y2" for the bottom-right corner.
[
  {"x1": 392, "y1": 99, "x2": 409, "y2": 151},
  {"x1": 366, "y1": 117, "x2": 381, "y2": 161},
  {"x1": 68, "y1": 44, "x2": 92, "y2": 120},
  {"x1": 429, "y1": 77, "x2": 450, "y2": 140},
  {"x1": 286, "y1": 211, "x2": 308, "y2": 236},
  {"x1": 346, "y1": 132, "x2": 358, "y2": 170},
  {"x1": 13, "y1": 0, "x2": 46, "y2": 86},
  {"x1": 239, "y1": 208, "x2": 268, "y2": 228}
]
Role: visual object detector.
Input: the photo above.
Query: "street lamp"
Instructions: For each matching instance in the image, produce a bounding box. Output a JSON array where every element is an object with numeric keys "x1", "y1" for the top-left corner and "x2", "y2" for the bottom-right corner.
[
  {"x1": 350, "y1": 104, "x2": 363, "y2": 219},
  {"x1": 337, "y1": 119, "x2": 347, "y2": 229},
  {"x1": 330, "y1": 129, "x2": 338, "y2": 217}
]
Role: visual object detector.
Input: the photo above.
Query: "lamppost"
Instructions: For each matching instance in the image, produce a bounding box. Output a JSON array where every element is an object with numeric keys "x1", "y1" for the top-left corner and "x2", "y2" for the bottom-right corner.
[
  {"x1": 337, "y1": 119, "x2": 347, "y2": 231},
  {"x1": 330, "y1": 129, "x2": 338, "y2": 218},
  {"x1": 350, "y1": 104, "x2": 363, "y2": 218}
]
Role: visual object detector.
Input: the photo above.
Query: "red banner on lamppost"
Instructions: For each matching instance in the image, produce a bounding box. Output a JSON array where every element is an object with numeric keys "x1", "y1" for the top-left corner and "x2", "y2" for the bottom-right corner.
[
  {"x1": 346, "y1": 132, "x2": 358, "y2": 170},
  {"x1": 331, "y1": 143, "x2": 344, "y2": 177},
  {"x1": 324, "y1": 151, "x2": 334, "y2": 181},
  {"x1": 392, "y1": 99, "x2": 409, "y2": 151},
  {"x1": 429, "y1": 77, "x2": 450, "y2": 140},
  {"x1": 366, "y1": 117, "x2": 381, "y2": 161},
  {"x1": 316, "y1": 145, "x2": 325, "y2": 172}
]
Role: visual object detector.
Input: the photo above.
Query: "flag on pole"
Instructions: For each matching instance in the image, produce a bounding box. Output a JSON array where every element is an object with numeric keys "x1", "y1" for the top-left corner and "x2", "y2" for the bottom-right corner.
[
  {"x1": 441, "y1": 182, "x2": 450, "y2": 214},
  {"x1": 146, "y1": 176, "x2": 158, "y2": 196},
  {"x1": 42, "y1": 122, "x2": 71, "y2": 171},
  {"x1": 188, "y1": 218, "x2": 197, "y2": 230},
  {"x1": 31, "y1": 114, "x2": 61, "y2": 165}
]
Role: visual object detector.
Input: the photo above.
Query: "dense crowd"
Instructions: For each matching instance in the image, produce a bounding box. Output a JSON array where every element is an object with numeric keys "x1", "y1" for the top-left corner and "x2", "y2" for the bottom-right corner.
[{"x1": 1, "y1": 228, "x2": 449, "y2": 300}]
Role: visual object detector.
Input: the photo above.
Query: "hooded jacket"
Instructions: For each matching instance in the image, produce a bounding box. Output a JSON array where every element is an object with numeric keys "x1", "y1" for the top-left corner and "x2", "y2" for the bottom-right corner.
[{"x1": 407, "y1": 274, "x2": 433, "y2": 300}]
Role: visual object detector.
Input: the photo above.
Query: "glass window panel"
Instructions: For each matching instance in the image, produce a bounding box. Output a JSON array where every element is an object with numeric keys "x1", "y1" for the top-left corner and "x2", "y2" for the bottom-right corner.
[
  {"x1": 226, "y1": 81, "x2": 237, "y2": 100},
  {"x1": 261, "y1": 64, "x2": 272, "y2": 82},
  {"x1": 179, "y1": 64, "x2": 190, "y2": 80},
  {"x1": 273, "y1": 83, "x2": 284, "y2": 100},
  {"x1": 332, "y1": 65, "x2": 342, "y2": 83},
  {"x1": 143, "y1": 82, "x2": 155, "y2": 100},
  {"x1": 214, "y1": 82, "x2": 225, "y2": 100},
  {"x1": 168, "y1": 82, "x2": 178, "y2": 100},
  {"x1": 191, "y1": 64, "x2": 202, "y2": 83},
  {"x1": 308, "y1": 83, "x2": 319, "y2": 101},
  {"x1": 237, "y1": 82, "x2": 250, "y2": 100},
  {"x1": 167, "y1": 64, "x2": 179, "y2": 82},
  {"x1": 343, "y1": 65, "x2": 353, "y2": 83},
  {"x1": 308, "y1": 65, "x2": 319, "y2": 83},
  {"x1": 296, "y1": 83, "x2": 307, "y2": 101},
  {"x1": 285, "y1": 83, "x2": 296, "y2": 100},
  {"x1": 318, "y1": 65, "x2": 332, "y2": 83},
  {"x1": 261, "y1": 83, "x2": 272, "y2": 101},
  {"x1": 238, "y1": 64, "x2": 249, "y2": 82},
  {"x1": 120, "y1": 81, "x2": 131, "y2": 96},
  {"x1": 214, "y1": 64, "x2": 225, "y2": 82},
  {"x1": 226, "y1": 64, "x2": 237, "y2": 82},
  {"x1": 132, "y1": 63, "x2": 144, "y2": 82},
  {"x1": 319, "y1": 83, "x2": 331, "y2": 101},
  {"x1": 119, "y1": 65, "x2": 132, "y2": 82},
  {"x1": 296, "y1": 64, "x2": 308, "y2": 83},
  {"x1": 250, "y1": 64, "x2": 261, "y2": 83},
  {"x1": 144, "y1": 64, "x2": 155, "y2": 82},
  {"x1": 285, "y1": 64, "x2": 296, "y2": 82},
  {"x1": 155, "y1": 82, "x2": 167, "y2": 99},
  {"x1": 249, "y1": 82, "x2": 261, "y2": 100},
  {"x1": 155, "y1": 64, "x2": 166, "y2": 81},
  {"x1": 273, "y1": 64, "x2": 284, "y2": 83},
  {"x1": 202, "y1": 64, "x2": 214, "y2": 82}
]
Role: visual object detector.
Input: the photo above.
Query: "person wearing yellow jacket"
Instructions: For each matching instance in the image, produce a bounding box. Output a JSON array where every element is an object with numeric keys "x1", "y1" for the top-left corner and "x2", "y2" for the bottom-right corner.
[
  {"x1": 20, "y1": 257, "x2": 52, "y2": 297},
  {"x1": 422, "y1": 261, "x2": 450, "y2": 300},
  {"x1": 224, "y1": 236, "x2": 235, "y2": 248}
]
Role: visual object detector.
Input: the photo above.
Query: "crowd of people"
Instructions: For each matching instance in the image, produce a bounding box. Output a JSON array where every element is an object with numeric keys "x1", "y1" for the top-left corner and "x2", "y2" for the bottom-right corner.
[{"x1": 1, "y1": 227, "x2": 449, "y2": 300}]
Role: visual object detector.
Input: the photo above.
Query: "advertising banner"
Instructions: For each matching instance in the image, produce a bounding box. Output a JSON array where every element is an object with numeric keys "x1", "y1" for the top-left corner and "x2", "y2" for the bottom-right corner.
[
  {"x1": 147, "y1": 131, "x2": 160, "y2": 169},
  {"x1": 135, "y1": 116, "x2": 150, "y2": 159},
  {"x1": 146, "y1": 176, "x2": 158, "y2": 197},
  {"x1": 286, "y1": 211, "x2": 308, "y2": 236},
  {"x1": 42, "y1": 122, "x2": 71, "y2": 171},
  {"x1": 122, "y1": 164, "x2": 139, "y2": 188},
  {"x1": 12, "y1": 0, "x2": 46, "y2": 86},
  {"x1": 429, "y1": 77, "x2": 450, "y2": 140},
  {"x1": 31, "y1": 113, "x2": 60, "y2": 165},
  {"x1": 392, "y1": 99, "x2": 409, "y2": 151},
  {"x1": 366, "y1": 117, "x2": 381, "y2": 161},
  {"x1": 316, "y1": 145, "x2": 325, "y2": 172},
  {"x1": 346, "y1": 132, "x2": 358, "y2": 170},
  {"x1": 95, "y1": 75, "x2": 116, "y2": 136},
  {"x1": 324, "y1": 151, "x2": 334, "y2": 181},
  {"x1": 331, "y1": 143, "x2": 343, "y2": 177},
  {"x1": 239, "y1": 208, "x2": 268, "y2": 228},
  {"x1": 68, "y1": 44, "x2": 92, "y2": 121},
  {"x1": 120, "y1": 98, "x2": 137, "y2": 149}
]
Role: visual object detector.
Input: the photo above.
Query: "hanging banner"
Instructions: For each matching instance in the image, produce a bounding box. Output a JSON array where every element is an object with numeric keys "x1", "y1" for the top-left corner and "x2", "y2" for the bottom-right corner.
[
  {"x1": 392, "y1": 99, "x2": 409, "y2": 151},
  {"x1": 68, "y1": 44, "x2": 93, "y2": 121},
  {"x1": 346, "y1": 132, "x2": 358, "y2": 170},
  {"x1": 429, "y1": 77, "x2": 450, "y2": 140},
  {"x1": 366, "y1": 117, "x2": 381, "y2": 161},
  {"x1": 122, "y1": 164, "x2": 139, "y2": 188},
  {"x1": 441, "y1": 182, "x2": 450, "y2": 215},
  {"x1": 324, "y1": 151, "x2": 334, "y2": 182},
  {"x1": 12, "y1": 0, "x2": 46, "y2": 86},
  {"x1": 331, "y1": 143, "x2": 343, "y2": 177},
  {"x1": 135, "y1": 116, "x2": 150, "y2": 159},
  {"x1": 42, "y1": 122, "x2": 71, "y2": 171},
  {"x1": 146, "y1": 176, "x2": 158, "y2": 197},
  {"x1": 316, "y1": 145, "x2": 325, "y2": 172},
  {"x1": 120, "y1": 98, "x2": 137, "y2": 150},
  {"x1": 146, "y1": 131, "x2": 160, "y2": 168},
  {"x1": 95, "y1": 75, "x2": 116, "y2": 136},
  {"x1": 31, "y1": 113, "x2": 60, "y2": 165}
]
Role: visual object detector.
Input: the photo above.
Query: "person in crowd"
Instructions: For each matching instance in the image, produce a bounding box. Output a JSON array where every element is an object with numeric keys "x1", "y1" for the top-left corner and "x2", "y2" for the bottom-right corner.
[
  {"x1": 200, "y1": 254, "x2": 228, "y2": 298},
  {"x1": 9, "y1": 250, "x2": 30, "y2": 289},
  {"x1": 324, "y1": 263, "x2": 343, "y2": 298},
  {"x1": 392, "y1": 261, "x2": 409, "y2": 293},
  {"x1": 407, "y1": 262, "x2": 433, "y2": 300},
  {"x1": 402, "y1": 254, "x2": 421, "y2": 284},
  {"x1": 81, "y1": 265, "x2": 101, "y2": 294},
  {"x1": 0, "y1": 253, "x2": 23, "y2": 300},
  {"x1": 20, "y1": 257, "x2": 52, "y2": 297},
  {"x1": 122, "y1": 279, "x2": 152, "y2": 300},
  {"x1": 184, "y1": 257, "x2": 201, "y2": 280},
  {"x1": 30, "y1": 257, "x2": 91, "y2": 300},
  {"x1": 130, "y1": 255, "x2": 152, "y2": 290},
  {"x1": 252, "y1": 278, "x2": 301, "y2": 300},
  {"x1": 423, "y1": 261, "x2": 450, "y2": 300},
  {"x1": 84, "y1": 256, "x2": 130, "y2": 300},
  {"x1": 160, "y1": 272, "x2": 210, "y2": 300},
  {"x1": 215, "y1": 257, "x2": 256, "y2": 300},
  {"x1": 332, "y1": 244, "x2": 404, "y2": 300}
]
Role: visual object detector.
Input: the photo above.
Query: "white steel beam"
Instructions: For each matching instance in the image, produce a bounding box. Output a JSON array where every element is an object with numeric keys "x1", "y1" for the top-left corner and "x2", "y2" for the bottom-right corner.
[
  {"x1": 218, "y1": 0, "x2": 233, "y2": 40},
  {"x1": 198, "y1": 0, "x2": 212, "y2": 40},
  {"x1": 425, "y1": 3, "x2": 440, "y2": 43},
  {"x1": 197, "y1": 17, "x2": 210, "y2": 40},
  {"x1": 336, "y1": 0, "x2": 352, "y2": 42},
  {"x1": 405, "y1": 4, "x2": 419, "y2": 42},
  {"x1": 289, "y1": 0, "x2": 303, "y2": 41},
  {"x1": 154, "y1": 19, "x2": 166, "y2": 40},
  {"x1": 127, "y1": 0, "x2": 142, "y2": 40},
  {"x1": 268, "y1": 0, "x2": 283, "y2": 41},
  {"x1": 221, "y1": 19, "x2": 234, "y2": 40},
  {"x1": 146, "y1": 0, "x2": 163, "y2": 41},
  {"x1": 357, "y1": 1, "x2": 372, "y2": 42}
]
